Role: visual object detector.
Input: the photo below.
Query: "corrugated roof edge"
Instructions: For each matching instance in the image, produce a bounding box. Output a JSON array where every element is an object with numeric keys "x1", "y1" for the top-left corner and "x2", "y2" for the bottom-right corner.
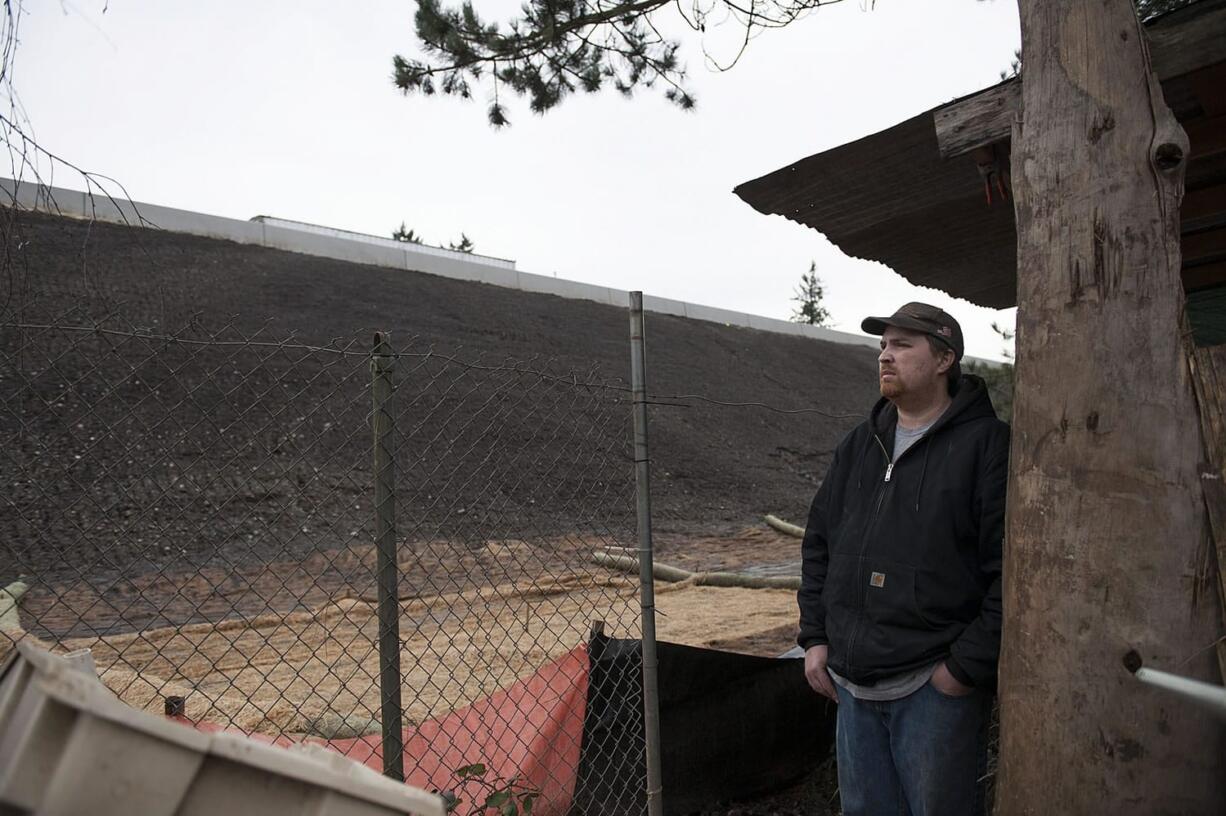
[{"x1": 0, "y1": 177, "x2": 1001, "y2": 365}]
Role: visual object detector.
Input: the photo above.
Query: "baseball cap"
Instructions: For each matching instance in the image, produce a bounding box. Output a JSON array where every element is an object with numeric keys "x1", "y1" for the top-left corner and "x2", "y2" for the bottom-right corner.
[{"x1": 861, "y1": 302, "x2": 964, "y2": 360}]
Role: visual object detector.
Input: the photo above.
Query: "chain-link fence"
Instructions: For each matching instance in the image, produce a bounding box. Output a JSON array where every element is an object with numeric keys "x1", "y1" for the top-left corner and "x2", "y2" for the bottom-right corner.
[{"x1": 0, "y1": 309, "x2": 649, "y2": 815}]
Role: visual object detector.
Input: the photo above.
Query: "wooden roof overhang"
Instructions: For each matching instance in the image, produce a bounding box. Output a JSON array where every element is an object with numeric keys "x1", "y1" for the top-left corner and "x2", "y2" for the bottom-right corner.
[{"x1": 734, "y1": 0, "x2": 1226, "y2": 331}]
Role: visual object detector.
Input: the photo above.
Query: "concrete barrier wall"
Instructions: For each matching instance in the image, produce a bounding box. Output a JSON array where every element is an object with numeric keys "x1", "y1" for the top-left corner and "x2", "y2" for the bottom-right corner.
[
  {"x1": 261, "y1": 223, "x2": 410, "y2": 271},
  {"x1": 1, "y1": 177, "x2": 895, "y2": 356},
  {"x1": 253, "y1": 216, "x2": 516, "y2": 270}
]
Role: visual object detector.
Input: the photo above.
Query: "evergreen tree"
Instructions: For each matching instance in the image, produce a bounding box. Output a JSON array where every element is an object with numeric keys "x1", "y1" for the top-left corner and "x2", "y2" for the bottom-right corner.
[
  {"x1": 392, "y1": 0, "x2": 836, "y2": 126},
  {"x1": 964, "y1": 320, "x2": 1015, "y2": 422},
  {"x1": 392, "y1": 223, "x2": 477, "y2": 253},
  {"x1": 963, "y1": 358, "x2": 1013, "y2": 422},
  {"x1": 392, "y1": 222, "x2": 424, "y2": 244},
  {"x1": 790, "y1": 261, "x2": 831, "y2": 327},
  {"x1": 990, "y1": 320, "x2": 1015, "y2": 360}
]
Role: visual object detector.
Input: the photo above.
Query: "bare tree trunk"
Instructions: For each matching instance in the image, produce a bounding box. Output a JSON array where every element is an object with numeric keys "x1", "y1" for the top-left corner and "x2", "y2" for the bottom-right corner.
[
  {"x1": 1188, "y1": 342, "x2": 1226, "y2": 683},
  {"x1": 997, "y1": 1, "x2": 1226, "y2": 813}
]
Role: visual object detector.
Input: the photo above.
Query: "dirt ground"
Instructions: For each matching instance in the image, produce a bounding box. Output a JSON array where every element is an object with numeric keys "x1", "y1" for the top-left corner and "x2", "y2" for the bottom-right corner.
[
  {"x1": 1, "y1": 209, "x2": 865, "y2": 814},
  {"x1": 6, "y1": 526, "x2": 807, "y2": 732},
  {"x1": 8, "y1": 572, "x2": 802, "y2": 734},
  {"x1": 1, "y1": 524, "x2": 823, "y2": 813},
  {"x1": 2, "y1": 209, "x2": 878, "y2": 595}
]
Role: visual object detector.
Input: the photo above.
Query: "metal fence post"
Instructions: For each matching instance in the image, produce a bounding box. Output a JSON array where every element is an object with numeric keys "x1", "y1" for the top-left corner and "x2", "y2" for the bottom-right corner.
[
  {"x1": 371, "y1": 331, "x2": 404, "y2": 782},
  {"x1": 629, "y1": 292, "x2": 664, "y2": 816}
]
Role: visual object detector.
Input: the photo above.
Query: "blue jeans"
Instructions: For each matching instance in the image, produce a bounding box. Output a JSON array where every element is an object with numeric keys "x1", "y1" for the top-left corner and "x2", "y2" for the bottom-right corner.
[{"x1": 834, "y1": 680, "x2": 991, "y2": 816}]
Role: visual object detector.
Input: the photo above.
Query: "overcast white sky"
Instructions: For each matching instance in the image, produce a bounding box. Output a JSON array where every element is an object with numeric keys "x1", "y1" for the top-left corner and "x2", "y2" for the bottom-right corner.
[{"x1": 19, "y1": 0, "x2": 1020, "y2": 359}]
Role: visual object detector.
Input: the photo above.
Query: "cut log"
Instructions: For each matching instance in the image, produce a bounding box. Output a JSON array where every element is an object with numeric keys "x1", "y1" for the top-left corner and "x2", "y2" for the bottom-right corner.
[
  {"x1": 764, "y1": 514, "x2": 805, "y2": 539},
  {"x1": 0, "y1": 581, "x2": 28, "y2": 631},
  {"x1": 592, "y1": 552, "x2": 800, "y2": 590}
]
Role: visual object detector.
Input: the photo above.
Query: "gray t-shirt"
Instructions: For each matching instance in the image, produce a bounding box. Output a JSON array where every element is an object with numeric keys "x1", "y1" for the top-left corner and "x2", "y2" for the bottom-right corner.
[
  {"x1": 893, "y1": 418, "x2": 933, "y2": 461},
  {"x1": 829, "y1": 662, "x2": 936, "y2": 701},
  {"x1": 831, "y1": 415, "x2": 941, "y2": 701}
]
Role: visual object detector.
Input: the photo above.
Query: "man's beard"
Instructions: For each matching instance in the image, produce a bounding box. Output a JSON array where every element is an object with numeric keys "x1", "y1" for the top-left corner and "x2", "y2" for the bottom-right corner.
[{"x1": 880, "y1": 375, "x2": 904, "y2": 399}]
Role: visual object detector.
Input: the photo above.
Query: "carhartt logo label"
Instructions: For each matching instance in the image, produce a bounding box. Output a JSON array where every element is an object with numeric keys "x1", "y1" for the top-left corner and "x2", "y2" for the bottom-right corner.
[
  {"x1": 938, "y1": 326, "x2": 952, "y2": 337},
  {"x1": 870, "y1": 572, "x2": 886, "y2": 588}
]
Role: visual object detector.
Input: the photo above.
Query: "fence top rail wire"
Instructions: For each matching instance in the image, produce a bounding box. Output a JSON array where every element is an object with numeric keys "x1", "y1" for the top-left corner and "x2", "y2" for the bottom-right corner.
[{"x1": 2, "y1": 321, "x2": 860, "y2": 419}]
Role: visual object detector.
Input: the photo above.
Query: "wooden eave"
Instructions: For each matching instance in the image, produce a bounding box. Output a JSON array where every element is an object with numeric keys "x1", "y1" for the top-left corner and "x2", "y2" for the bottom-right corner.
[{"x1": 734, "y1": 0, "x2": 1226, "y2": 312}]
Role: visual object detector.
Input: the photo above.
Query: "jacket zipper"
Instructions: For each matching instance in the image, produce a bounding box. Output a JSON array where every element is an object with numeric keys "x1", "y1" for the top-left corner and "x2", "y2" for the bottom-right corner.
[
  {"x1": 876, "y1": 435, "x2": 892, "y2": 479},
  {"x1": 844, "y1": 435, "x2": 893, "y2": 676},
  {"x1": 844, "y1": 430, "x2": 928, "y2": 677}
]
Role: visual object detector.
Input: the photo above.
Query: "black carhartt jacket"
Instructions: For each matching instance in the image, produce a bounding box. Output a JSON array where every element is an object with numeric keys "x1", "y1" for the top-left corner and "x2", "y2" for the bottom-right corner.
[{"x1": 797, "y1": 374, "x2": 1010, "y2": 689}]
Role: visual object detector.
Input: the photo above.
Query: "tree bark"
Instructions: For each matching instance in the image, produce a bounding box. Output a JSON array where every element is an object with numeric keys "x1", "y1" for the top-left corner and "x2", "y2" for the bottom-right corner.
[
  {"x1": 1187, "y1": 343, "x2": 1226, "y2": 683},
  {"x1": 997, "y1": 1, "x2": 1226, "y2": 813}
]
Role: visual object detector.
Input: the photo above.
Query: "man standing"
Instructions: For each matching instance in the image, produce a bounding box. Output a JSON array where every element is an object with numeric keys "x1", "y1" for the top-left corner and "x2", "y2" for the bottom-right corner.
[{"x1": 799, "y1": 303, "x2": 1009, "y2": 816}]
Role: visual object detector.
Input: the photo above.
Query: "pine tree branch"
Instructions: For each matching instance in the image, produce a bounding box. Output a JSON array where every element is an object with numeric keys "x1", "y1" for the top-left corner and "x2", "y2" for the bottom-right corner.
[
  {"x1": 399, "y1": 0, "x2": 672, "y2": 81},
  {"x1": 394, "y1": 0, "x2": 848, "y2": 124}
]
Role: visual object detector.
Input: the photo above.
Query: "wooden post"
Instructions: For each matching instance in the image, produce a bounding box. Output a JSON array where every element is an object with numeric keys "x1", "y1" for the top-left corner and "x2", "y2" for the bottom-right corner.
[
  {"x1": 1187, "y1": 343, "x2": 1226, "y2": 682},
  {"x1": 997, "y1": 1, "x2": 1225, "y2": 812},
  {"x1": 371, "y1": 331, "x2": 404, "y2": 782}
]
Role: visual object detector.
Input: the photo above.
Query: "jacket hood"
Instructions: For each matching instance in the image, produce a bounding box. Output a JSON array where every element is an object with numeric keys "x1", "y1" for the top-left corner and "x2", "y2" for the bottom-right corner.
[{"x1": 869, "y1": 373, "x2": 998, "y2": 438}]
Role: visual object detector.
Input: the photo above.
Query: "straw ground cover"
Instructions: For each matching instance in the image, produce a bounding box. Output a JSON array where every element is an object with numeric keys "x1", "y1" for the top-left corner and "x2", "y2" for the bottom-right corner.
[{"x1": 2, "y1": 560, "x2": 800, "y2": 737}]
